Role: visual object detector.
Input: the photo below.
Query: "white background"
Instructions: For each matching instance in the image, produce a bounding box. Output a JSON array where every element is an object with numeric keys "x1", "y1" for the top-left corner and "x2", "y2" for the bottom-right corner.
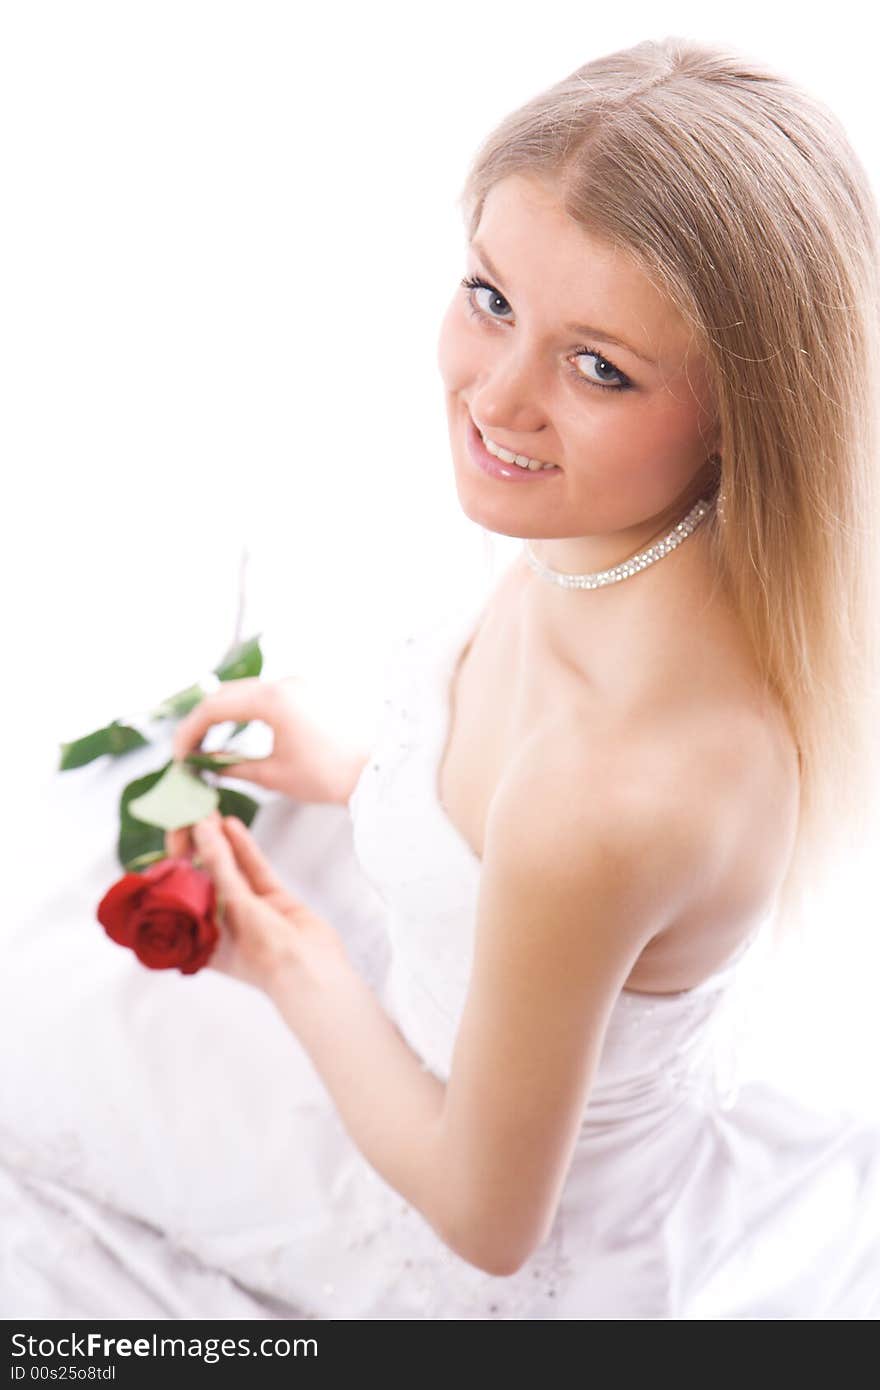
[{"x1": 2, "y1": 1, "x2": 879, "y2": 1109}]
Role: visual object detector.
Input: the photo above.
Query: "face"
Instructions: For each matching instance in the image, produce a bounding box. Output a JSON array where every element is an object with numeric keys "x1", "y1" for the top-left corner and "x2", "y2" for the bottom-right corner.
[{"x1": 436, "y1": 173, "x2": 720, "y2": 552}]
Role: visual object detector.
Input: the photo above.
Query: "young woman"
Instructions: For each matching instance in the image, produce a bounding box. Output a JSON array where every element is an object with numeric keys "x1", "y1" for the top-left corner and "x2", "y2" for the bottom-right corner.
[{"x1": 4, "y1": 36, "x2": 879, "y2": 1319}]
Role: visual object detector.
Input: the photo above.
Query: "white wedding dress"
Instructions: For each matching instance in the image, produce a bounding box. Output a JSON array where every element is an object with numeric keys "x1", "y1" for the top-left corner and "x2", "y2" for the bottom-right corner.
[{"x1": 2, "y1": 594, "x2": 880, "y2": 1320}]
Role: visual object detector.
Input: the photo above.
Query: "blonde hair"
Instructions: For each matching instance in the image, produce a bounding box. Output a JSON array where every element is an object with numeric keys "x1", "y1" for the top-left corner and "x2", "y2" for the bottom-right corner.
[{"x1": 457, "y1": 37, "x2": 880, "y2": 948}]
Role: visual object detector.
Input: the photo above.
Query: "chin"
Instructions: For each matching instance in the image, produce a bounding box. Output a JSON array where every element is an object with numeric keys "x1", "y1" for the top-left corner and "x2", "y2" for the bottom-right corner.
[{"x1": 450, "y1": 483, "x2": 540, "y2": 541}]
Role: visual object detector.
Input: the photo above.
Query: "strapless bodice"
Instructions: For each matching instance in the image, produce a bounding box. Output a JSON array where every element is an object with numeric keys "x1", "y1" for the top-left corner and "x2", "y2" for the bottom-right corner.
[{"x1": 348, "y1": 596, "x2": 770, "y2": 1133}]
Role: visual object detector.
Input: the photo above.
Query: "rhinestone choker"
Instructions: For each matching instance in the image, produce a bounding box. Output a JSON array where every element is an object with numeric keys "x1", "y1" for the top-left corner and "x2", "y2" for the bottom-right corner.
[{"x1": 523, "y1": 496, "x2": 713, "y2": 590}]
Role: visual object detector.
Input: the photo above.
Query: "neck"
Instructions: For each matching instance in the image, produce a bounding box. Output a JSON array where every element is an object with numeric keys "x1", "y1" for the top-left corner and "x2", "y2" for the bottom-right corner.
[
  {"x1": 527, "y1": 473, "x2": 714, "y2": 579},
  {"x1": 517, "y1": 495, "x2": 722, "y2": 701}
]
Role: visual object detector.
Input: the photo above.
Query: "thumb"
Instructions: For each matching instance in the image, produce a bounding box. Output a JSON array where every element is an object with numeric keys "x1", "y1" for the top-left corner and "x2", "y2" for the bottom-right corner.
[
  {"x1": 192, "y1": 815, "x2": 249, "y2": 906},
  {"x1": 217, "y1": 757, "x2": 275, "y2": 787}
]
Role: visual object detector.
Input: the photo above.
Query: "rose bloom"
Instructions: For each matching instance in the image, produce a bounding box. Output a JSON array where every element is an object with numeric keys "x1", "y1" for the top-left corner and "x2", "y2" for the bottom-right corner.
[{"x1": 97, "y1": 857, "x2": 219, "y2": 975}]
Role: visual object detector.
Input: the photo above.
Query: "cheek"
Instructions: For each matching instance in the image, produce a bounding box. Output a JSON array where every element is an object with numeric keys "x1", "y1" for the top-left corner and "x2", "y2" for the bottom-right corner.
[
  {"x1": 570, "y1": 396, "x2": 710, "y2": 512},
  {"x1": 604, "y1": 382, "x2": 711, "y2": 469},
  {"x1": 436, "y1": 299, "x2": 475, "y2": 394},
  {"x1": 644, "y1": 393, "x2": 714, "y2": 472}
]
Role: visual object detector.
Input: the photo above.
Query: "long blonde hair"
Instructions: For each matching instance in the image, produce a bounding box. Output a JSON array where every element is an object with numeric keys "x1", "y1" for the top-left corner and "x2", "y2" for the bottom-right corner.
[{"x1": 457, "y1": 37, "x2": 880, "y2": 946}]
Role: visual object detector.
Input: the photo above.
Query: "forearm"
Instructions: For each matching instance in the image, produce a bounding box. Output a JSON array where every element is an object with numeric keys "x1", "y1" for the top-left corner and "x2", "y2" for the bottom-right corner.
[{"x1": 266, "y1": 954, "x2": 451, "y2": 1244}]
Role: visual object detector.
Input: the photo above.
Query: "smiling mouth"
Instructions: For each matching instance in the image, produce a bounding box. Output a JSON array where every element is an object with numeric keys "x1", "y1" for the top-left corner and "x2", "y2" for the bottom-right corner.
[
  {"x1": 465, "y1": 415, "x2": 562, "y2": 485},
  {"x1": 470, "y1": 417, "x2": 559, "y2": 472}
]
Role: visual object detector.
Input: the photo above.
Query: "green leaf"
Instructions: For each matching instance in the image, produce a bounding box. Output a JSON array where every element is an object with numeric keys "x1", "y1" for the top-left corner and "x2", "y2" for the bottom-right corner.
[
  {"x1": 146, "y1": 637, "x2": 262, "y2": 723},
  {"x1": 184, "y1": 749, "x2": 260, "y2": 772},
  {"x1": 125, "y1": 849, "x2": 168, "y2": 871},
  {"x1": 59, "y1": 720, "x2": 149, "y2": 771},
  {"x1": 149, "y1": 682, "x2": 208, "y2": 721},
  {"x1": 217, "y1": 786, "x2": 260, "y2": 828},
  {"x1": 215, "y1": 634, "x2": 263, "y2": 683},
  {"x1": 118, "y1": 765, "x2": 169, "y2": 869},
  {"x1": 126, "y1": 761, "x2": 219, "y2": 831}
]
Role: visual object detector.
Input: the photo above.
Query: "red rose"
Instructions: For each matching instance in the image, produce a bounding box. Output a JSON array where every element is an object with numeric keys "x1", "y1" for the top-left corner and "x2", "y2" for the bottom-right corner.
[{"x1": 97, "y1": 857, "x2": 219, "y2": 975}]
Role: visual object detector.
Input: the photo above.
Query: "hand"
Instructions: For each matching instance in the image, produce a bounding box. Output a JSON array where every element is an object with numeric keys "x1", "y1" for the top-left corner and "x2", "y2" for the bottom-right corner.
[
  {"x1": 190, "y1": 811, "x2": 350, "y2": 997},
  {"x1": 165, "y1": 675, "x2": 369, "y2": 857}
]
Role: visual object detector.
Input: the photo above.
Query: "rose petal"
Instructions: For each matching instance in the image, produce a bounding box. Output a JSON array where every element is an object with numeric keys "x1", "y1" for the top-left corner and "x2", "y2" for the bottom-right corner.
[
  {"x1": 139, "y1": 859, "x2": 184, "y2": 887},
  {"x1": 97, "y1": 874, "x2": 150, "y2": 944},
  {"x1": 97, "y1": 857, "x2": 187, "y2": 940},
  {"x1": 98, "y1": 856, "x2": 219, "y2": 975},
  {"x1": 180, "y1": 920, "x2": 219, "y2": 974},
  {"x1": 133, "y1": 910, "x2": 193, "y2": 970},
  {"x1": 144, "y1": 862, "x2": 215, "y2": 918}
]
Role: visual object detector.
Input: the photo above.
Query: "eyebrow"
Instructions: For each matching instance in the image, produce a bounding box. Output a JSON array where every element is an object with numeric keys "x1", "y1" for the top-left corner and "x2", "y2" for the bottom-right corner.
[{"x1": 469, "y1": 239, "x2": 657, "y2": 367}]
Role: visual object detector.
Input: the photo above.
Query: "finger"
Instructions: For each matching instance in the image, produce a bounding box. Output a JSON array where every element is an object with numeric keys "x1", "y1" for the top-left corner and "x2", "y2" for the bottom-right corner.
[
  {"x1": 165, "y1": 826, "x2": 193, "y2": 858},
  {"x1": 171, "y1": 680, "x2": 265, "y2": 761},
  {"x1": 191, "y1": 815, "x2": 251, "y2": 905},
  {"x1": 207, "y1": 758, "x2": 275, "y2": 788},
  {"x1": 222, "y1": 817, "x2": 288, "y2": 896}
]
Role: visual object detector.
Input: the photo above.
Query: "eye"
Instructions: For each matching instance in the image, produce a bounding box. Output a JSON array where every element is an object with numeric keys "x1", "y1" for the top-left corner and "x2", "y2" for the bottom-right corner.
[
  {"x1": 460, "y1": 275, "x2": 512, "y2": 320},
  {"x1": 459, "y1": 274, "x2": 633, "y2": 394},
  {"x1": 570, "y1": 349, "x2": 630, "y2": 391}
]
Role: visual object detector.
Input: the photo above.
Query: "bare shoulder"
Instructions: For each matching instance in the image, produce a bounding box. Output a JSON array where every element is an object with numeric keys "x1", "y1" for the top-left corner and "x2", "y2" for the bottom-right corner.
[
  {"x1": 486, "y1": 692, "x2": 797, "y2": 959},
  {"x1": 486, "y1": 714, "x2": 716, "y2": 933}
]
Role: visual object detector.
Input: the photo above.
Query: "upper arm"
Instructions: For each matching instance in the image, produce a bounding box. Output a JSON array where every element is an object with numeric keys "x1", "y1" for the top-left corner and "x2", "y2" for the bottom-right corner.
[{"x1": 435, "y1": 730, "x2": 714, "y2": 1276}]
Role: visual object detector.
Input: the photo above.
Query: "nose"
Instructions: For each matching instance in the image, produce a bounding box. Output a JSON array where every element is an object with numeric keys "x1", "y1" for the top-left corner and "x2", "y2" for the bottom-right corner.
[{"x1": 470, "y1": 343, "x2": 546, "y2": 436}]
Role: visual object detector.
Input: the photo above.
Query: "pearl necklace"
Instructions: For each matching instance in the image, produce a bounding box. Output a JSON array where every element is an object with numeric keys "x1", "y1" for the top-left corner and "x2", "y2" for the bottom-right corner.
[{"x1": 523, "y1": 497, "x2": 713, "y2": 590}]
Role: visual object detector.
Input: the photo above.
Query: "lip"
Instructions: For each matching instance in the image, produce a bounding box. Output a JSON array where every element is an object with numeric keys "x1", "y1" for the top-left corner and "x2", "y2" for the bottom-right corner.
[{"x1": 465, "y1": 416, "x2": 561, "y2": 483}]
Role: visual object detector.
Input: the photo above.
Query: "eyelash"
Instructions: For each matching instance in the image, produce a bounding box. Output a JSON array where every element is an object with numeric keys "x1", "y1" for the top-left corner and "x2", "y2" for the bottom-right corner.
[{"x1": 459, "y1": 274, "x2": 633, "y2": 393}]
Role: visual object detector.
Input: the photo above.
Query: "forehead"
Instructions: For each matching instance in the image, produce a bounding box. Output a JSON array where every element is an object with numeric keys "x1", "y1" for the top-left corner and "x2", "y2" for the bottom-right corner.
[{"x1": 473, "y1": 175, "x2": 698, "y2": 366}]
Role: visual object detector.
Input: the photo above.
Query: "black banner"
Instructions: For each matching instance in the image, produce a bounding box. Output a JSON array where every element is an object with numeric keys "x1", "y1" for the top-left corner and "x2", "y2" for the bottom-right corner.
[{"x1": 3, "y1": 1320, "x2": 552, "y2": 1382}]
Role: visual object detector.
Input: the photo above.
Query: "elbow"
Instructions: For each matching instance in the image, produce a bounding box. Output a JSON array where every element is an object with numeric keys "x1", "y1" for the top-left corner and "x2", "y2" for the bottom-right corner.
[
  {"x1": 440, "y1": 1204, "x2": 538, "y2": 1278},
  {"x1": 447, "y1": 1234, "x2": 529, "y2": 1278},
  {"x1": 477, "y1": 1247, "x2": 530, "y2": 1278},
  {"x1": 432, "y1": 1149, "x2": 553, "y2": 1277}
]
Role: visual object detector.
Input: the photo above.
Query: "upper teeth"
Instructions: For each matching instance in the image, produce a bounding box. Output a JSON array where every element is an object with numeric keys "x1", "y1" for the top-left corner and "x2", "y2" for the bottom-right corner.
[{"x1": 481, "y1": 431, "x2": 557, "y2": 471}]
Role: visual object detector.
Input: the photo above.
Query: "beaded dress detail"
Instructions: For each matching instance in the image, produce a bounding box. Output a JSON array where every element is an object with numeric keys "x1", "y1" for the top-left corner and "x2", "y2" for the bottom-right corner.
[{"x1": 2, "y1": 593, "x2": 879, "y2": 1319}]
